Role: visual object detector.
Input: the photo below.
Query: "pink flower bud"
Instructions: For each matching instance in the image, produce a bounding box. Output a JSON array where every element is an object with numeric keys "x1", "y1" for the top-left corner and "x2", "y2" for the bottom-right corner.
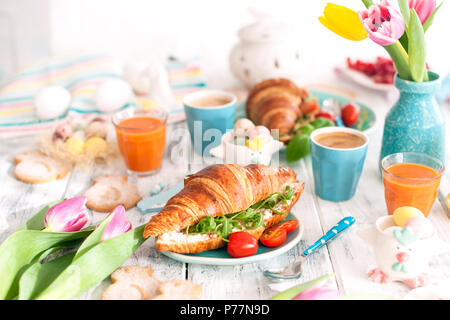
[
  {"x1": 293, "y1": 283, "x2": 341, "y2": 300},
  {"x1": 409, "y1": 0, "x2": 436, "y2": 24},
  {"x1": 44, "y1": 196, "x2": 91, "y2": 232},
  {"x1": 101, "y1": 205, "x2": 132, "y2": 242},
  {"x1": 359, "y1": 1, "x2": 405, "y2": 46}
]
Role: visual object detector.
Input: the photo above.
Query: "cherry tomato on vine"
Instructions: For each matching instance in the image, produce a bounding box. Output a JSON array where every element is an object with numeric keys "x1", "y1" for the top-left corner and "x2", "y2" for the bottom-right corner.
[{"x1": 227, "y1": 232, "x2": 259, "y2": 258}]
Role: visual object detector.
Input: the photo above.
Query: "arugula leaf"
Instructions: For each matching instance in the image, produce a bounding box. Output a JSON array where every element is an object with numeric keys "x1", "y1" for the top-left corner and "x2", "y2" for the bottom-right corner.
[{"x1": 185, "y1": 185, "x2": 295, "y2": 240}]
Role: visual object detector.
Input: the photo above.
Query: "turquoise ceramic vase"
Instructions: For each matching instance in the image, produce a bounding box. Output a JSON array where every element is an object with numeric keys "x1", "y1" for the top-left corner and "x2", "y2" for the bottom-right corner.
[{"x1": 380, "y1": 72, "x2": 445, "y2": 165}]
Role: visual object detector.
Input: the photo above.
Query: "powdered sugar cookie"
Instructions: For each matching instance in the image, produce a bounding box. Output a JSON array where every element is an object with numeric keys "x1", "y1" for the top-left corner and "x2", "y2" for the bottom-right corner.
[
  {"x1": 14, "y1": 151, "x2": 71, "y2": 184},
  {"x1": 84, "y1": 175, "x2": 142, "y2": 212},
  {"x1": 152, "y1": 279, "x2": 202, "y2": 300},
  {"x1": 101, "y1": 266, "x2": 161, "y2": 300},
  {"x1": 101, "y1": 266, "x2": 202, "y2": 300}
]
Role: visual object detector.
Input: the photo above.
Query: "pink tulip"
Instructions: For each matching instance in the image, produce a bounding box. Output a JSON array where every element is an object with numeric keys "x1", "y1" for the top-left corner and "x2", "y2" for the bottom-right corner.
[
  {"x1": 359, "y1": 1, "x2": 405, "y2": 46},
  {"x1": 101, "y1": 205, "x2": 132, "y2": 242},
  {"x1": 293, "y1": 283, "x2": 341, "y2": 300},
  {"x1": 43, "y1": 196, "x2": 91, "y2": 232},
  {"x1": 409, "y1": 0, "x2": 436, "y2": 24}
]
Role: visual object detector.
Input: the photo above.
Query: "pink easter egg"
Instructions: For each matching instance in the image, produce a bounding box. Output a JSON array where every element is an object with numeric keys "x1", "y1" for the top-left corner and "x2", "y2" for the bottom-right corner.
[
  {"x1": 248, "y1": 125, "x2": 271, "y2": 140},
  {"x1": 405, "y1": 216, "x2": 434, "y2": 239},
  {"x1": 234, "y1": 118, "x2": 255, "y2": 132}
]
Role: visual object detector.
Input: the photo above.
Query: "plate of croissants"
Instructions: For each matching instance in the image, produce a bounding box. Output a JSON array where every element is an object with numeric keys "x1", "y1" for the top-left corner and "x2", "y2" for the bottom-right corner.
[{"x1": 238, "y1": 78, "x2": 377, "y2": 145}]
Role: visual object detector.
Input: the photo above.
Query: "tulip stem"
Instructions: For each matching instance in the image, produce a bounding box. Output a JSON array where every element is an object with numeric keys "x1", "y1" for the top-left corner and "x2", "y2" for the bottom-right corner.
[
  {"x1": 384, "y1": 42, "x2": 412, "y2": 80},
  {"x1": 361, "y1": 0, "x2": 374, "y2": 9},
  {"x1": 394, "y1": 41, "x2": 409, "y2": 63}
]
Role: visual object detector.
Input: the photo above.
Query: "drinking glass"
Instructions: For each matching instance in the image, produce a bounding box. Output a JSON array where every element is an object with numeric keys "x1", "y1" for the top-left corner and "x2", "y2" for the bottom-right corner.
[
  {"x1": 381, "y1": 152, "x2": 444, "y2": 216},
  {"x1": 113, "y1": 107, "x2": 167, "y2": 176}
]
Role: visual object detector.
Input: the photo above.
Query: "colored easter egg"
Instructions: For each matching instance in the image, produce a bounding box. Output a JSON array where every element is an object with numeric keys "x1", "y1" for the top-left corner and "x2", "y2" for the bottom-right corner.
[
  {"x1": 65, "y1": 136, "x2": 85, "y2": 155},
  {"x1": 34, "y1": 85, "x2": 71, "y2": 120},
  {"x1": 248, "y1": 125, "x2": 271, "y2": 140},
  {"x1": 405, "y1": 215, "x2": 434, "y2": 239},
  {"x1": 85, "y1": 137, "x2": 108, "y2": 156},
  {"x1": 393, "y1": 206, "x2": 424, "y2": 227},
  {"x1": 234, "y1": 118, "x2": 255, "y2": 136}
]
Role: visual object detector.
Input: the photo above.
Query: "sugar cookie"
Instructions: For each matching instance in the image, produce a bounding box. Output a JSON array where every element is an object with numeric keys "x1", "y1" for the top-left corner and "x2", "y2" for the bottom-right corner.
[
  {"x1": 14, "y1": 151, "x2": 71, "y2": 184},
  {"x1": 152, "y1": 279, "x2": 202, "y2": 300},
  {"x1": 101, "y1": 266, "x2": 161, "y2": 300},
  {"x1": 101, "y1": 266, "x2": 202, "y2": 300},
  {"x1": 84, "y1": 175, "x2": 141, "y2": 212}
]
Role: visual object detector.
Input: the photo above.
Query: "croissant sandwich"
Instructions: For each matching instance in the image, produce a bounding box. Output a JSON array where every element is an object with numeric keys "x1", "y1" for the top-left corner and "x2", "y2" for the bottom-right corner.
[{"x1": 143, "y1": 164, "x2": 304, "y2": 254}]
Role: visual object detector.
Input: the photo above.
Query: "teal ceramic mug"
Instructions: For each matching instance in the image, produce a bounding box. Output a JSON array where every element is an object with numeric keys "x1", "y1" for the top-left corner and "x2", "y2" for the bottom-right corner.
[
  {"x1": 183, "y1": 90, "x2": 237, "y2": 156},
  {"x1": 310, "y1": 127, "x2": 369, "y2": 202}
]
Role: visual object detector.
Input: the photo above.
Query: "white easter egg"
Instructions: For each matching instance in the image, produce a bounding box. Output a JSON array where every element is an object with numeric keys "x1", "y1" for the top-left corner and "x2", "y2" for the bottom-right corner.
[
  {"x1": 34, "y1": 85, "x2": 71, "y2": 120},
  {"x1": 95, "y1": 79, "x2": 133, "y2": 113}
]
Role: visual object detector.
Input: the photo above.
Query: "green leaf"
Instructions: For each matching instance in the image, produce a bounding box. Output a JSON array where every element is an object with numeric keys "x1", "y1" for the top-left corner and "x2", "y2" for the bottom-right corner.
[
  {"x1": 34, "y1": 225, "x2": 146, "y2": 300},
  {"x1": 0, "y1": 228, "x2": 92, "y2": 299},
  {"x1": 310, "y1": 118, "x2": 334, "y2": 129},
  {"x1": 423, "y1": 1, "x2": 444, "y2": 33},
  {"x1": 286, "y1": 133, "x2": 310, "y2": 162},
  {"x1": 73, "y1": 213, "x2": 114, "y2": 260},
  {"x1": 18, "y1": 251, "x2": 76, "y2": 300},
  {"x1": 298, "y1": 124, "x2": 315, "y2": 136},
  {"x1": 408, "y1": 9, "x2": 427, "y2": 82},
  {"x1": 397, "y1": 0, "x2": 411, "y2": 33},
  {"x1": 269, "y1": 274, "x2": 335, "y2": 300}
]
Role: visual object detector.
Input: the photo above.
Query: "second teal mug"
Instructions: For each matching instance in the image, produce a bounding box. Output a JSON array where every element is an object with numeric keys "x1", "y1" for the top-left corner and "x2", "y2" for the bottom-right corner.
[
  {"x1": 310, "y1": 127, "x2": 369, "y2": 202},
  {"x1": 183, "y1": 90, "x2": 237, "y2": 156}
]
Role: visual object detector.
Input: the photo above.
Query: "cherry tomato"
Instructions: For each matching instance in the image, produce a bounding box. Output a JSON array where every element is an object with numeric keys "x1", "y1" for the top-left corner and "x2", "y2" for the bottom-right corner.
[
  {"x1": 300, "y1": 99, "x2": 320, "y2": 114},
  {"x1": 315, "y1": 112, "x2": 336, "y2": 124},
  {"x1": 341, "y1": 103, "x2": 361, "y2": 127},
  {"x1": 227, "y1": 232, "x2": 258, "y2": 258},
  {"x1": 278, "y1": 220, "x2": 299, "y2": 234},
  {"x1": 260, "y1": 226, "x2": 287, "y2": 247}
]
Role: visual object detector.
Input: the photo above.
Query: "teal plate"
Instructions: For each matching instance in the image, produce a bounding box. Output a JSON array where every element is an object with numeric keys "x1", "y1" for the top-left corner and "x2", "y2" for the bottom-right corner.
[
  {"x1": 235, "y1": 89, "x2": 377, "y2": 136},
  {"x1": 161, "y1": 212, "x2": 303, "y2": 266}
]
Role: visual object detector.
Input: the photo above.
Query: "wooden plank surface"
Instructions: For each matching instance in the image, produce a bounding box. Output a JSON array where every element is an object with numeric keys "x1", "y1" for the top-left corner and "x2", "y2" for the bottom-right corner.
[{"x1": 1, "y1": 92, "x2": 449, "y2": 300}]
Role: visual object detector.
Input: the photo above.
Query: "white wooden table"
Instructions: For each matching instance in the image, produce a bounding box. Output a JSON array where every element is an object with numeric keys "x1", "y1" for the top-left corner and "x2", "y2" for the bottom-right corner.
[{"x1": 1, "y1": 78, "x2": 449, "y2": 300}]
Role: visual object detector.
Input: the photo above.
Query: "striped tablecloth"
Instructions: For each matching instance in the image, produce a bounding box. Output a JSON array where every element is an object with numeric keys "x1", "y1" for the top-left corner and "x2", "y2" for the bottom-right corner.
[{"x1": 0, "y1": 54, "x2": 206, "y2": 136}]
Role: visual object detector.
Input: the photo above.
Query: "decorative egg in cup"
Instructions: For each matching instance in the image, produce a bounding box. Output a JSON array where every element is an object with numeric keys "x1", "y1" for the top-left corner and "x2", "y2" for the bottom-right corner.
[{"x1": 210, "y1": 120, "x2": 283, "y2": 166}]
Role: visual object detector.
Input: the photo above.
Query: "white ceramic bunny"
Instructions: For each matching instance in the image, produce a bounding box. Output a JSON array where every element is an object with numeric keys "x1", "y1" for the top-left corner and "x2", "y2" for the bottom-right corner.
[
  {"x1": 358, "y1": 215, "x2": 449, "y2": 288},
  {"x1": 122, "y1": 58, "x2": 175, "y2": 108}
]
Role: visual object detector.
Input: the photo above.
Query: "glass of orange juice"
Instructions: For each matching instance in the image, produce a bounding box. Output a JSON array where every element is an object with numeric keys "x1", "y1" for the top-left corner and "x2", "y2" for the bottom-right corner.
[
  {"x1": 113, "y1": 106, "x2": 167, "y2": 176},
  {"x1": 381, "y1": 152, "x2": 444, "y2": 216}
]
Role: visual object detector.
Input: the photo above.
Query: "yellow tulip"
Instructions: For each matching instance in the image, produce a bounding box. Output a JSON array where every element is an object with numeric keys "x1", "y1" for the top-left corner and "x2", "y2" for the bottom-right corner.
[{"x1": 319, "y1": 3, "x2": 368, "y2": 41}]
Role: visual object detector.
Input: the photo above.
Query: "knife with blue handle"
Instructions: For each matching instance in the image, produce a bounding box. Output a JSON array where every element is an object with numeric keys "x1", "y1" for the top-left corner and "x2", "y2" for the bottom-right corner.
[{"x1": 303, "y1": 216, "x2": 355, "y2": 256}]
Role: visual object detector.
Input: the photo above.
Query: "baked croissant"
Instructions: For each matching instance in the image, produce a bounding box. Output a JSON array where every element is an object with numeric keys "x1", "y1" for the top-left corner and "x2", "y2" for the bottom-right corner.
[
  {"x1": 143, "y1": 164, "x2": 297, "y2": 238},
  {"x1": 246, "y1": 78, "x2": 309, "y2": 135}
]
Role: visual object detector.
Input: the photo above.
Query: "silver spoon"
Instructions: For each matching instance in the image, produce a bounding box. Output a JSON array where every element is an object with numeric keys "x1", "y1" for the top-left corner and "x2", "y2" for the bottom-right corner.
[{"x1": 264, "y1": 216, "x2": 355, "y2": 280}]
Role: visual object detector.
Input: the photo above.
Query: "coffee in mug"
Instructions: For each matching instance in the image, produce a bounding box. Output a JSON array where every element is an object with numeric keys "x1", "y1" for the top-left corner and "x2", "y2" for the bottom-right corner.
[
  {"x1": 314, "y1": 132, "x2": 366, "y2": 149},
  {"x1": 189, "y1": 95, "x2": 233, "y2": 107}
]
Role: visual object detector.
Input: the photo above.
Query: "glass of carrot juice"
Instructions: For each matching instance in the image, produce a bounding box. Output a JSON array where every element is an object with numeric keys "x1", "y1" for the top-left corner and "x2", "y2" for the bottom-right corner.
[
  {"x1": 381, "y1": 152, "x2": 444, "y2": 216},
  {"x1": 113, "y1": 107, "x2": 167, "y2": 176}
]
